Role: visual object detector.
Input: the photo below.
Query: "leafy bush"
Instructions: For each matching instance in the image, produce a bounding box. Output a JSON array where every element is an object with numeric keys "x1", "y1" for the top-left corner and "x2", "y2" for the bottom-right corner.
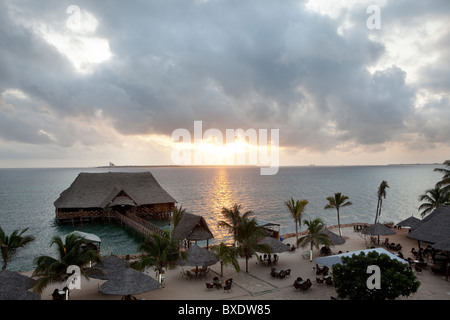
[{"x1": 332, "y1": 251, "x2": 420, "y2": 300}]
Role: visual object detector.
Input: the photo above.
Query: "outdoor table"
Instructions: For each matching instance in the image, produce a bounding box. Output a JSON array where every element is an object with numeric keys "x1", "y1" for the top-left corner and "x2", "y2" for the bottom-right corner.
[{"x1": 191, "y1": 268, "x2": 201, "y2": 277}]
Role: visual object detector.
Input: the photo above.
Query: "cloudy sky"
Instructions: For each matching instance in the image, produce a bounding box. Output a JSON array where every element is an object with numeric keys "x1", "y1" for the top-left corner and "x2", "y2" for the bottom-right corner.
[{"x1": 1, "y1": 0, "x2": 449, "y2": 168}]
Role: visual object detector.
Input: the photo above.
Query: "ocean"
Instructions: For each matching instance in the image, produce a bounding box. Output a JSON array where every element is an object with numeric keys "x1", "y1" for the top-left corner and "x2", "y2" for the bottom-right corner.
[{"x1": 0, "y1": 164, "x2": 443, "y2": 271}]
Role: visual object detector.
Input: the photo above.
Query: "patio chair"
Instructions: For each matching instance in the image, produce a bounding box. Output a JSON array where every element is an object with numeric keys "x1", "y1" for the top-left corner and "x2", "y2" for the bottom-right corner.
[
  {"x1": 223, "y1": 284, "x2": 232, "y2": 293},
  {"x1": 284, "y1": 269, "x2": 291, "y2": 277},
  {"x1": 52, "y1": 289, "x2": 64, "y2": 301},
  {"x1": 225, "y1": 278, "x2": 233, "y2": 287},
  {"x1": 185, "y1": 270, "x2": 195, "y2": 280},
  {"x1": 316, "y1": 277, "x2": 324, "y2": 284},
  {"x1": 213, "y1": 277, "x2": 222, "y2": 289},
  {"x1": 394, "y1": 243, "x2": 402, "y2": 251},
  {"x1": 293, "y1": 281, "x2": 302, "y2": 291},
  {"x1": 325, "y1": 277, "x2": 334, "y2": 286},
  {"x1": 299, "y1": 279, "x2": 312, "y2": 291},
  {"x1": 198, "y1": 269, "x2": 207, "y2": 279},
  {"x1": 205, "y1": 283, "x2": 214, "y2": 291},
  {"x1": 279, "y1": 270, "x2": 286, "y2": 279},
  {"x1": 270, "y1": 269, "x2": 278, "y2": 279}
]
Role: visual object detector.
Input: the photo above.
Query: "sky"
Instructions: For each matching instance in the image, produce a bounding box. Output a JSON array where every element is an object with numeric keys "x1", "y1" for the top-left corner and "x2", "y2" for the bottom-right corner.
[{"x1": 0, "y1": 0, "x2": 449, "y2": 168}]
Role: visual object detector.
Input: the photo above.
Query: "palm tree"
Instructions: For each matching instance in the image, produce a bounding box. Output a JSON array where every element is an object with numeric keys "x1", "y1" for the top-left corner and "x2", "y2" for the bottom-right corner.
[
  {"x1": 418, "y1": 186, "x2": 450, "y2": 218},
  {"x1": 324, "y1": 192, "x2": 352, "y2": 237},
  {"x1": 297, "y1": 218, "x2": 330, "y2": 262},
  {"x1": 210, "y1": 242, "x2": 240, "y2": 277},
  {"x1": 171, "y1": 205, "x2": 186, "y2": 235},
  {"x1": 32, "y1": 233, "x2": 100, "y2": 293},
  {"x1": 0, "y1": 226, "x2": 35, "y2": 270},
  {"x1": 218, "y1": 204, "x2": 254, "y2": 245},
  {"x1": 284, "y1": 197, "x2": 309, "y2": 245},
  {"x1": 235, "y1": 218, "x2": 271, "y2": 273},
  {"x1": 132, "y1": 231, "x2": 186, "y2": 276},
  {"x1": 374, "y1": 180, "x2": 389, "y2": 224},
  {"x1": 435, "y1": 160, "x2": 450, "y2": 192}
]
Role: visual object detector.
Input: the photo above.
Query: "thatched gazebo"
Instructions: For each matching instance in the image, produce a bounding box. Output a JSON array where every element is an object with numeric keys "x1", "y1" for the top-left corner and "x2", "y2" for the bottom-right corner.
[{"x1": 172, "y1": 212, "x2": 214, "y2": 248}]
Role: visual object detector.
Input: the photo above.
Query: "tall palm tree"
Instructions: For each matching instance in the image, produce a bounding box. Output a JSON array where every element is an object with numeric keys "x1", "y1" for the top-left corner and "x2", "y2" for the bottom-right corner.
[
  {"x1": 132, "y1": 231, "x2": 186, "y2": 276},
  {"x1": 235, "y1": 218, "x2": 271, "y2": 273},
  {"x1": 32, "y1": 233, "x2": 100, "y2": 293},
  {"x1": 418, "y1": 186, "x2": 450, "y2": 218},
  {"x1": 284, "y1": 197, "x2": 309, "y2": 245},
  {"x1": 210, "y1": 242, "x2": 240, "y2": 277},
  {"x1": 435, "y1": 160, "x2": 450, "y2": 192},
  {"x1": 324, "y1": 192, "x2": 352, "y2": 237},
  {"x1": 171, "y1": 205, "x2": 186, "y2": 235},
  {"x1": 218, "y1": 204, "x2": 254, "y2": 245},
  {"x1": 374, "y1": 180, "x2": 389, "y2": 224},
  {"x1": 297, "y1": 218, "x2": 330, "y2": 262},
  {"x1": 0, "y1": 226, "x2": 35, "y2": 270}
]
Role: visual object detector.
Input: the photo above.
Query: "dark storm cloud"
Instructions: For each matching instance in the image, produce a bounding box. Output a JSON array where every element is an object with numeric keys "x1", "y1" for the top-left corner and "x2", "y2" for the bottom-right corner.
[{"x1": 0, "y1": 0, "x2": 449, "y2": 155}]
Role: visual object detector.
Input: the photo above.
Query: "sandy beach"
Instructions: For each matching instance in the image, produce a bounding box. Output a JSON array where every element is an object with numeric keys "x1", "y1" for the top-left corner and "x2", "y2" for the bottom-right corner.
[{"x1": 25, "y1": 225, "x2": 450, "y2": 301}]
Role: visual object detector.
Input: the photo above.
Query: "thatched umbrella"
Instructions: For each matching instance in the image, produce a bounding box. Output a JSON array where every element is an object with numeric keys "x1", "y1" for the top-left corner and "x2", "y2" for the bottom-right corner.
[
  {"x1": 98, "y1": 268, "x2": 160, "y2": 300},
  {"x1": 86, "y1": 255, "x2": 129, "y2": 280},
  {"x1": 257, "y1": 237, "x2": 291, "y2": 253},
  {"x1": 0, "y1": 270, "x2": 40, "y2": 300},
  {"x1": 396, "y1": 216, "x2": 421, "y2": 228},
  {"x1": 177, "y1": 244, "x2": 219, "y2": 267},
  {"x1": 361, "y1": 222, "x2": 396, "y2": 245},
  {"x1": 319, "y1": 229, "x2": 346, "y2": 245}
]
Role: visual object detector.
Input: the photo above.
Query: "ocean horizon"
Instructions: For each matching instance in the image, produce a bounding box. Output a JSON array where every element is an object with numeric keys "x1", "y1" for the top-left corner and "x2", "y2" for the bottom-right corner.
[{"x1": 0, "y1": 164, "x2": 444, "y2": 271}]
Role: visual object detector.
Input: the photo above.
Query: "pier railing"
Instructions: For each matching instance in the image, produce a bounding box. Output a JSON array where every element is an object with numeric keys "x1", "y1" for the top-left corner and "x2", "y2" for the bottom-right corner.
[{"x1": 115, "y1": 212, "x2": 165, "y2": 237}]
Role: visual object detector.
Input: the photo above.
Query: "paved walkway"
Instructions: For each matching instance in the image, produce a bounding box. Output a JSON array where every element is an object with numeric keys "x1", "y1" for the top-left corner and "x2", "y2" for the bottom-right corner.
[{"x1": 210, "y1": 265, "x2": 280, "y2": 297}]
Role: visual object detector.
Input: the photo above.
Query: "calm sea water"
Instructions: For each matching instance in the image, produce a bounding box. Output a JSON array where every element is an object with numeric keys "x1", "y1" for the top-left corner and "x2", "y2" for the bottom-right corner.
[{"x1": 0, "y1": 164, "x2": 443, "y2": 271}]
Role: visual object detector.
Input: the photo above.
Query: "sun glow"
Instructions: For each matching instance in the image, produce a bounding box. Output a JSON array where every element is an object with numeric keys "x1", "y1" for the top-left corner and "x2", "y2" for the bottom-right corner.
[{"x1": 193, "y1": 136, "x2": 258, "y2": 165}]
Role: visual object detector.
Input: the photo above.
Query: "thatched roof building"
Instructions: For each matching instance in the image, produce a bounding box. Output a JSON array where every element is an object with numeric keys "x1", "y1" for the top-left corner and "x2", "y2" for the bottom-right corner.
[
  {"x1": 408, "y1": 205, "x2": 450, "y2": 245},
  {"x1": 172, "y1": 212, "x2": 214, "y2": 247},
  {"x1": 55, "y1": 172, "x2": 176, "y2": 223}
]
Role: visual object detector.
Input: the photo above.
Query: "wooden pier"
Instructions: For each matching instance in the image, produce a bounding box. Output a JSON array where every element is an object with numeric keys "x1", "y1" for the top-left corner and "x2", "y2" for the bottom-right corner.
[{"x1": 115, "y1": 212, "x2": 166, "y2": 237}]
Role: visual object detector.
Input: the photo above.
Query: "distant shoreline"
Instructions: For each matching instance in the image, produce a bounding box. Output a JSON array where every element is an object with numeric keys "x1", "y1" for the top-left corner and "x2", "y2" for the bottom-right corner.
[
  {"x1": 0, "y1": 163, "x2": 442, "y2": 170},
  {"x1": 97, "y1": 163, "x2": 442, "y2": 169}
]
